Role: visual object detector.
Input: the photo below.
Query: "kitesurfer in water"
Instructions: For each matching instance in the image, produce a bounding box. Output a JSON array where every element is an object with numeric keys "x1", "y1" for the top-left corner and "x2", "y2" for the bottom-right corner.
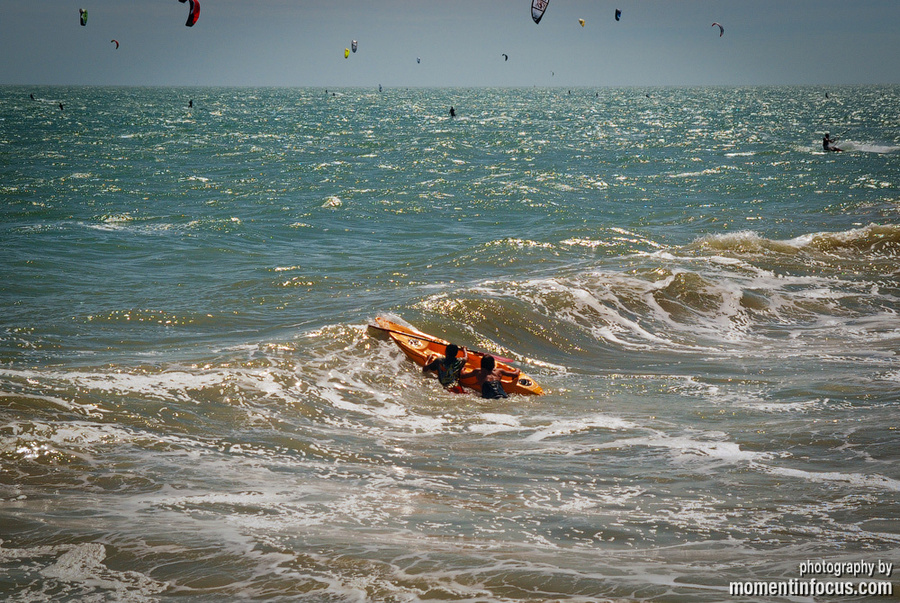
[
  {"x1": 449, "y1": 106, "x2": 456, "y2": 117},
  {"x1": 188, "y1": 99, "x2": 193, "y2": 108},
  {"x1": 423, "y1": 344, "x2": 469, "y2": 393},
  {"x1": 823, "y1": 133, "x2": 842, "y2": 152},
  {"x1": 58, "y1": 103, "x2": 64, "y2": 111},
  {"x1": 462, "y1": 355, "x2": 520, "y2": 399}
]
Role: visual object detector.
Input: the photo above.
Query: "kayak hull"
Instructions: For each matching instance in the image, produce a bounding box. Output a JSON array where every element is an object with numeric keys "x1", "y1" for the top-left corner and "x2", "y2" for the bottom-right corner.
[{"x1": 371, "y1": 317, "x2": 543, "y2": 396}]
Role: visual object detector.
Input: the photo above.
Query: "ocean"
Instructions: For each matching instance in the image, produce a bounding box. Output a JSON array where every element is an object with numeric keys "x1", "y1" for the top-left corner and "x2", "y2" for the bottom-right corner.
[{"x1": 1, "y1": 85, "x2": 898, "y2": 601}]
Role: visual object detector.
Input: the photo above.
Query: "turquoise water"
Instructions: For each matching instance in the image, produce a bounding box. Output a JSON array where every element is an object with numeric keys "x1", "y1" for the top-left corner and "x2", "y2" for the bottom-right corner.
[{"x1": 2, "y1": 86, "x2": 899, "y2": 601}]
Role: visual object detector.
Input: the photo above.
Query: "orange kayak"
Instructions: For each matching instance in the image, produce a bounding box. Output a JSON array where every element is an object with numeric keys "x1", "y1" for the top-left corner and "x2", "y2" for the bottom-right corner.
[{"x1": 369, "y1": 317, "x2": 543, "y2": 396}]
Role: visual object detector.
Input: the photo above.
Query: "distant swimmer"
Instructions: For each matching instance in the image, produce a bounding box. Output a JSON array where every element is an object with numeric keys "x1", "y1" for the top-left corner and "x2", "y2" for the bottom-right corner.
[
  {"x1": 823, "y1": 133, "x2": 842, "y2": 152},
  {"x1": 449, "y1": 106, "x2": 456, "y2": 117}
]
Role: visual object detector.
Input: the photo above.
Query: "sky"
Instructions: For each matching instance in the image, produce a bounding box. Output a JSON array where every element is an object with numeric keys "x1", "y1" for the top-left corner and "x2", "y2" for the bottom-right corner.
[{"x1": 2, "y1": 0, "x2": 900, "y2": 88}]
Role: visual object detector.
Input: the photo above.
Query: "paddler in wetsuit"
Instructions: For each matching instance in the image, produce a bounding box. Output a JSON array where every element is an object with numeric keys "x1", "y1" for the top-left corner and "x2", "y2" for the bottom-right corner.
[
  {"x1": 423, "y1": 344, "x2": 468, "y2": 393},
  {"x1": 462, "y1": 355, "x2": 520, "y2": 399}
]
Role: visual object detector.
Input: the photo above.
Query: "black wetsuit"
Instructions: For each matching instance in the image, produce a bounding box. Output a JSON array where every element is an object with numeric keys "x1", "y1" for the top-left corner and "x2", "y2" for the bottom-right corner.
[{"x1": 481, "y1": 381, "x2": 508, "y2": 399}]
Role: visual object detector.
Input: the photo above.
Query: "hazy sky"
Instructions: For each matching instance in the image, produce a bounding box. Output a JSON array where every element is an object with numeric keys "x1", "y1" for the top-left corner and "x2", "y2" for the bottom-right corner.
[{"x1": 3, "y1": 1, "x2": 899, "y2": 88}]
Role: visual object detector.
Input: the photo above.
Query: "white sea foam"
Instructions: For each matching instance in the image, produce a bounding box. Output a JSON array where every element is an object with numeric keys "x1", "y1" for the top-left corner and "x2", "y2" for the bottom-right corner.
[
  {"x1": 524, "y1": 413, "x2": 639, "y2": 442},
  {"x1": 0, "y1": 542, "x2": 167, "y2": 601},
  {"x1": 766, "y1": 467, "x2": 900, "y2": 492},
  {"x1": 592, "y1": 432, "x2": 769, "y2": 468}
]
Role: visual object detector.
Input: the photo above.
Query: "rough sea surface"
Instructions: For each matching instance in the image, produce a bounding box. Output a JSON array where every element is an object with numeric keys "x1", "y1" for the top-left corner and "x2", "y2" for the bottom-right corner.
[{"x1": 2, "y1": 86, "x2": 899, "y2": 601}]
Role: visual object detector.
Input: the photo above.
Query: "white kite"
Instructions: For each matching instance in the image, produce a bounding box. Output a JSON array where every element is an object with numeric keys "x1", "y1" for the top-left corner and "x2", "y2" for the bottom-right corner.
[{"x1": 532, "y1": 0, "x2": 549, "y2": 24}]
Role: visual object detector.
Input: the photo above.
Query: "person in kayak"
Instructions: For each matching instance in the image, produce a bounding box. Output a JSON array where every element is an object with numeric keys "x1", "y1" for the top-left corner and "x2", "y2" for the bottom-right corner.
[
  {"x1": 423, "y1": 344, "x2": 469, "y2": 393},
  {"x1": 462, "y1": 355, "x2": 520, "y2": 399}
]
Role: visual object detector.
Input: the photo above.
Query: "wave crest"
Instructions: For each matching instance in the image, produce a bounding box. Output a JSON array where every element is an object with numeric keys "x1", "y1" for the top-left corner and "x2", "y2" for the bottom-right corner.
[{"x1": 693, "y1": 224, "x2": 900, "y2": 261}]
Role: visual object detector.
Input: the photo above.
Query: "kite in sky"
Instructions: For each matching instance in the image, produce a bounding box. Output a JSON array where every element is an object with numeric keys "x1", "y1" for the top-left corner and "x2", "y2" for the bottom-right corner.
[
  {"x1": 531, "y1": 0, "x2": 549, "y2": 25},
  {"x1": 712, "y1": 22, "x2": 724, "y2": 37},
  {"x1": 179, "y1": 0, "x2": 200, "y2": 27},
  {"x1": 79, "y1": 9, "x2": 88, "y2": 26},
  {"x1": 110, "y1": 39, "x2": 119, "y2": 49}
]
